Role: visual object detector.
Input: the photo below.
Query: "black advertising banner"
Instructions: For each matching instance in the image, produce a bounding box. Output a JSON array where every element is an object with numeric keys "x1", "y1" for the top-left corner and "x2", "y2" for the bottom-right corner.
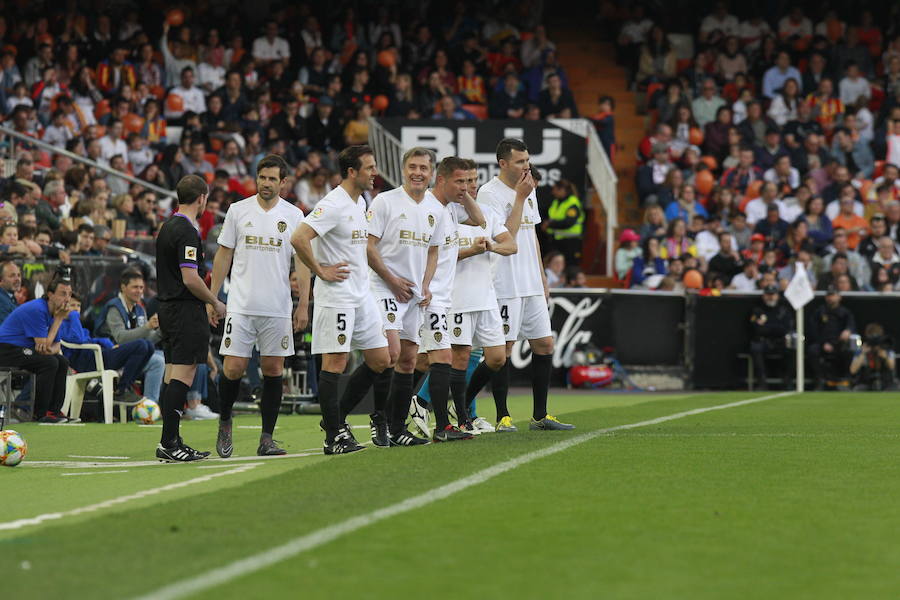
[{"x1": 377, "y1": 118, "x2": 588, "y2": 195}]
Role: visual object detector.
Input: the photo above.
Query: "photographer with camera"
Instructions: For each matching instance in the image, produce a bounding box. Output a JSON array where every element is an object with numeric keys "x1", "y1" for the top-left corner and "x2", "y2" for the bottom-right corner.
[
  {"x1": 850, "y1": 323, "x2": 896, "y2": 391},
  {"x1": 808, "y1": 286, "x2": 856, "y2": 390}
]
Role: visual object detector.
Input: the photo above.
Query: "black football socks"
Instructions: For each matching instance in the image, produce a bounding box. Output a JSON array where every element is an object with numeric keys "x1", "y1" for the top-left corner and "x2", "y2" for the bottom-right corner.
[
  {"x1": 339, "y1": 362, "x2": 379, "y2": 421},
  {"x1": 388, "y1": 371, "x2": 414, "y2": 436},
  {"x1": 491, "y1": 361, "x2": 511, "y2": 420},
  {"x1": 429, "y1": 362, "x2": 451, "y2": 430},
  {"x1": 217, "y1": 374, "x2": 241, "y2": 422},
  {"x1": 318, "y1": 370, "x2": 341, "y2": 441},
  {"x1": 260, "y1": 375, "x2": 282, "y2": 436},
  {"x1": 160, "y1": 380, "x2": 189, "y2": 447},
  {"x1": 371, "y1": 367, "x2": 393, "y2": 422},
  {"x1": 531, "y1": 353, "x2": 552, "y2": 420},
  {"x1": 451, "y1": 367, "x2": 470, "y2": 423}
]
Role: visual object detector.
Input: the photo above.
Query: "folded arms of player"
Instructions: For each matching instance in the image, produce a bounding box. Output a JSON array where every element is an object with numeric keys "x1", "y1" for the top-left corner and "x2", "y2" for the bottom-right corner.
[{"x1": 458, "y1": 191, "x2": 485, "y2": 227}]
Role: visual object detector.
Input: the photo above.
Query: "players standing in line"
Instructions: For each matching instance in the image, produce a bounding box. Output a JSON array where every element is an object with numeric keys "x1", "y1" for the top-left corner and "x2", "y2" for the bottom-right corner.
[
  {"x1": 208, "y1": 155, "x2": 309, "y2": 458},
  {"x1": 474, "y1": 139, "x2": 575, "y2": 430},
  {"x1": 449, "y1": 159, "x2": 519, "y2": 431},
  {"x1": 155, "y1": 175, "x2": 227, "y2": 461},
  {"x1": 291, "y1": 145, "x2": 391, "y2": 455},
  {"x1": 357, "y1": 147, "x2": 443, "y2": 446},
  {"x1": 415, "y1": 156, "x2": 486, "y2": 441}
]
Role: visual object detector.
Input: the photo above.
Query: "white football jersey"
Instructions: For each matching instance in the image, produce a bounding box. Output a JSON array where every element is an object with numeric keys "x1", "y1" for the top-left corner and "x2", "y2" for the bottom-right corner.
[
  {"x1": 367, "y1": 186, "x2": 443, "y2": 301},
  {"x1": 305, "y1": 186, "x2": 370, "y2": 308},
  {"x1": 476, "y1": 176, "x2": 543, "y2": 298},
  {"x1": 452, "y1": 205, "x2": 509, "y2": 313},
  {"x1": 217, "y1": 196, "x2": 304, "y2": 318},
  {"x1": 428, "y1": 200, "x2": 470, "y2": 308}
]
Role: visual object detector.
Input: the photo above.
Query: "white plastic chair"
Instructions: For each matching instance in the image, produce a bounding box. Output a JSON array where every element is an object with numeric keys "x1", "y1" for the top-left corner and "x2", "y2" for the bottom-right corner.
[{"x1": 59, "y1": 342, "x2": 122, "y2": 424}]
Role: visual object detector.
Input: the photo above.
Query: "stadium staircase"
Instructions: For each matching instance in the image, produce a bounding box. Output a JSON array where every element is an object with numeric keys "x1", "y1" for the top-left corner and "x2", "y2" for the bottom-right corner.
[{"x1": 555, "y1": 25, "x2": 643, "y2": 287}]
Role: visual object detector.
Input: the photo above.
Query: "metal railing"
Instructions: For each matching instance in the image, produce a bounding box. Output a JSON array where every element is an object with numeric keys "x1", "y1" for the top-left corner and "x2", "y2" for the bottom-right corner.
[
  {"x1": 549, "y1": 118, "x2": 618, "y2": 276},
  {"x1": 366, "y1": 117, "x2": 404, "y2": 187},
  {"x1": 0, "y1": 124, "x2": 177, "y2": 200}
]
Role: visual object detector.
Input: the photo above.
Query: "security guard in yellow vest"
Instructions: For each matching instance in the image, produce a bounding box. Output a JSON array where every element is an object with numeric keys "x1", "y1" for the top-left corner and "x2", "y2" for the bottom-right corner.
[{"x1": 544, "y1": 180, "x2": 584, "y2": 266}]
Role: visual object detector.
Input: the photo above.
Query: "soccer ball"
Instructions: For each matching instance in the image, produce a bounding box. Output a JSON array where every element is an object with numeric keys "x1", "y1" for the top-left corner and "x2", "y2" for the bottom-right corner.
[
  {"x1": 0, "y1": 430, "x2": 27, "y2": 467},
  {"x1": 132, "y1": 399, "x2": 162, "y2": 424}
]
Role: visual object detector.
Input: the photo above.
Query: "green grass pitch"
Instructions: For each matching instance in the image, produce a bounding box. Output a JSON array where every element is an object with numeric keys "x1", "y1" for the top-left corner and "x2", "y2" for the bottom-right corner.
[{"x1": 4, "y1": 390, "x2": 900, "y2": 599}]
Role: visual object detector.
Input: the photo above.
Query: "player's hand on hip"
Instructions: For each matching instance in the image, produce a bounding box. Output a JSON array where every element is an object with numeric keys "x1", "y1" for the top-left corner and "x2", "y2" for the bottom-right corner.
[
  {"x1": 319, "y1": 262, "x2": 350, "y2": 282},
  {"x1": 293, "y1": 304, "x2": 309, "y2": 332},
  {"x1": 391, "y1": 276, "x2": 414, "y2": 303}
]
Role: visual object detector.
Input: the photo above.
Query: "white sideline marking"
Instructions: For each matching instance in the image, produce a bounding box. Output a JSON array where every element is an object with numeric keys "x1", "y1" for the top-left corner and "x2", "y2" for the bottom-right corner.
[
  {"x1": 61, "y1": 470, "x2": 129, "y2": 477},
  {"x1": 68, "y1": 455, "x2": 130, "y2": 460},
  {"x1": 24, "y1": 451, "x2": 320, "y2": 469},
  {"x1": 0, "y1": 463, "x2": 259, "y2": 531},
  {"x1": 38, "y1": 423, "x2": 85, "y2": 427},
  {"x1": 136, "y1": 392, "x2": 794, "y2": 600}
]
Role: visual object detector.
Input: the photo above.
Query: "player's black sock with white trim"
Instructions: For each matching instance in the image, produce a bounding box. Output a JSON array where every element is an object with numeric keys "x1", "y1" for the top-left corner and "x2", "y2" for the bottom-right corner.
[
  {"x1": 492, "y1": 362, "x2": 511, "y2": 419},
  {"x1": 450, "y1": 367, "x2": 469, "y2": 422},
  {"x1": 429, "y1": 363, "x2": 451, "y2": 430},
  {"x1": 339, "y1": 362, "x2": 378, "y2": 421},
  {"x1": 160, "y1": 380, "x2": 189, "y2": 447},
  {"x1": 318, "y1": 370, "x2": 341, "y2": 441},
  {"x1": 372, "y1": 367, "x2": 393, "y2": 420},
  {"x1": 388, "y1": 371, "x2": 414, "y2": 437},
  {"x1": 532, "y1": 353, "x2": 552, "y2": 420},
  {"x1": 260, "y1": 375, "x2": 282, "y2": 435},
  {"x1": 217, "y1": 374, "x2": 241, "y2": 422}
]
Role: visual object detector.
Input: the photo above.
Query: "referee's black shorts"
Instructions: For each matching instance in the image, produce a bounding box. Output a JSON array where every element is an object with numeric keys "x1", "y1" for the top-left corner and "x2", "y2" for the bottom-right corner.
[{"x1": 159, "y1": 300, "x2": 210, "y2": 365}]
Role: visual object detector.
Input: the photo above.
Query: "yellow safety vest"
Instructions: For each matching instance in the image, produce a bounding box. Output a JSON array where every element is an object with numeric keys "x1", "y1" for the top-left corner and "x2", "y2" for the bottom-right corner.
[{"x1": 547, "y1": 194, "x2": 584, "y2": 239}]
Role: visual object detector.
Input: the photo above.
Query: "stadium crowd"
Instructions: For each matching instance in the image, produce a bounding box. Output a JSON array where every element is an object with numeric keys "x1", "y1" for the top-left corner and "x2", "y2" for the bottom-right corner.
[{"x1": 617, "y1": 2, "x2": 900, "y2": 295}]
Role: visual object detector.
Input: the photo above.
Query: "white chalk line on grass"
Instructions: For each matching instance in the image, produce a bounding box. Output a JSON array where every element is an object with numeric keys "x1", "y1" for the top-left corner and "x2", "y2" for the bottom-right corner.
[
  {"x1": 68, "y1": 455, "x2": 130, "y2": 460},
  {"x1": 0, "y1": 463, "x2": 260, "y2": 532},
  {"x1": 24, "y1": 451, "x2": 321, "y2": 469},
  {"x1": 135, "y1": 391, "x2": 794, "y2": 600},
  {"x1": 61, "y1": 470, "x2": 130, "y2": 477}
]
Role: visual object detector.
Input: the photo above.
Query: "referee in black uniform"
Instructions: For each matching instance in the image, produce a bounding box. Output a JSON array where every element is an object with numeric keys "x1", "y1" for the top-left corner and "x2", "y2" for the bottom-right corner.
[{"x1": 155, "y1": 174, "x2": 226, "y2": 461}]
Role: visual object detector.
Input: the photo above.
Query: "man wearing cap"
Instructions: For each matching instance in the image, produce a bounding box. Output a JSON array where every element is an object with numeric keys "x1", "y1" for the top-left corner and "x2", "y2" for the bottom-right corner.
[
  {"x1": 749, "y1": 284, "x2": 795, "y2": 389},
  {"x1": 741, "y1": 232, "x2": 767, "y2": 264},
  {"x1": 808, "y1": 286, "x2": 856, "y2": 390},
  {"x1": 306, "y1": 95, "x2": 343, "y2": 154},
  {"x1": 615, "y1": 229, "x2": 641, "y2": 280}
]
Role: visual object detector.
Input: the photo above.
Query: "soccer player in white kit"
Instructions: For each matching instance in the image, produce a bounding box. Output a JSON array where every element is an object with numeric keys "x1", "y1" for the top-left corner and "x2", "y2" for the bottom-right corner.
[
  {"x1": 450, "y1": 159, "x2": 519, "y2": 431},
  {"x1": 208, "y1": 155, "x2": 309, "y2": 457},
  {"x1": 359, "y1": 147, "x2": 443, "y2": 446},
  {"x1": 415, "y1": 156, "x2": 485, "y2": 441},
  {"x1": 475, "y1": 138, "x2": 574, "y2": 430},
  {"x1": 291, "y1": 145, "x2": 391, "y2": 455}
]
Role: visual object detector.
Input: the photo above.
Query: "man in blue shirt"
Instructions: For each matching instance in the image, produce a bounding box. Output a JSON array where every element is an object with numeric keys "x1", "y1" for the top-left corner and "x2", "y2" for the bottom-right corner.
[
  {"x1": 0, "y1": 277, "x2": 72, "y2": 422},
  {"x1": 763, "y1": 51, "x2": 802, "y2": 99},
  {"x1": 61, "y1": 293, "x2": 155, "y2": 408},
  {"x1": 0, "y1": 261, "x2": 21, "y2": 324}
]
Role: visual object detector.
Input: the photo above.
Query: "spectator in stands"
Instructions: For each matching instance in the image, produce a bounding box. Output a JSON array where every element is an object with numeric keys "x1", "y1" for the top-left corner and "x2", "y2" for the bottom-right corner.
[
  {"x1": 95, "y1": 269, "x2": 164, "y2": 403},
  {"x1": 664, "y1": 184, "x2": 707, "y2": 223},
  {"x1": 0, "y1": 261, "x2": 21, "y2": 324},
  {"x1": 779, "y1": 243, "x2": 818, "y2": 289},
  {"x1": 489, "y1": 71, "x2": 527, "y2": 119},
  {"x1": 639, "y1": 204, "x2": 667, "y2": 241},
  {"x1": 869, "y1": 235, "x2": 900, "y2": 278},
  {"x1": 630, "y1": 236, "x2": 667, "y2": 288},
  {"x1": 71, "y1": 224, "x2": 95, "y2": 256},
  {"x1": 738, "y1": 101, "x2": 776, "y2": 147},
  {"x1": 777, "y1": 8, "x2": 812, "y2": 52},
  {"x1": 166, "y1": 67, "x2": 206, "y2": 124},
  {"x1": 655, "y1": 80, "x2": 686, "y2": 125},
  {"x1": 591, "y1": 95, "x2": 616, "y2": 159},
  {"x1": 707, "y1": 230, "x2": 742, "y2": 283},
  {"x1": 543, "y1": 251, "x2": 566, "y2": 287},
  {"x1": 180, "y1": 138, "x2": 214, "y2": 176},
  {"x1": 636, "y1": 143, "x2": 673, "y2": 206},
  {"x1": 749, "y1": 284, "x2": 795, "y2": 389},
  {"x1": 754, "y1": 128, "x2": 788, "y2": 173},
  {"x1": 565, "y1": 267, "x2": 587, "y2": 288},
  {"x1": 790, "y1": 133, "x2": 830, "y2": 176},
  {"x1": 97, "y1": 45, "x2": 136, "y2": 96},
  {"x1": 831, "y1": 127, "x2": 874, "y2": 180},
  {"x1": 252, "y1": 20, "x2": 290, "y2": 66},
  {"x1": 692, "y1": 78, "x2": 726, "y2": 129},
  {"x1": 345, "y1": 102, "x2": 373, "y2": 142},
  {"x1": 714, "y1": 36, "x2": 747, "y2": 82},
  {"x1": 0, "y1": 223, "x2": 37, "y2": 258},
  {"x1": 808, "y1": 286, "x2": 855, "y2": 390},
  {"x1": 831, "y1": 192, "x2": 869, "y2": 249},
  {"x1": 806, "y1": 78, "x2": 844, "y2": 137},
  {"x1": 160, "y1": 21, "x2": 196, "y2": 88},
  {"x1": 521, "y1": 24, "x2": 555, "y2": 69},
  {"x1": 762, "y1": 50, "x2": 802, "y2": 100},
  {"x1": 767, "y1": 78, "x2": 801, "y2": 127},
  {"x1": 613, "y1": 229, "x2": 640, "y2": 281},
  {"x1": 822, "y1": 228, "x2": 869, "y2": 286},
  {"x1": 60, "y1": 292, "x2": 154, "y2": 407},
  {"x1": 636, "y1": 25, "x2": 676, "y2": 87},
  {"x1": 457, "y1": 59, "x2": 487, "y2": 105},
  {"x1": 754, "y1": 203, "x2": 790, "y2": 246},
  {"x1": 617, "y1": 5, "x2": 653, "y2": 80},
  {"x1": 538, "y1": 72, "x2": 577, "y2": 118},
  {"x1": 700, "y1": 2, "x2": 739, "y2": 45},
  {"x1": 721, "y1": 146, "x2": 763, "y2": 195},
  {"x1": 0, "y1": 276, "x2": 71, "y2": 422},
  {"x1": 764, "y1": 154, "x2": 801, "y2": 192},
  {"x1": 838, "y1": 62, "x2": 870, "y2": 108},
  {"x1": 660, "y1": 217, "x2": 694, "y2": 259},
  {"x1": 703, "y1": 106, "x2": 733, "y2": 161},
  {"x1": 730, "y1": 258, "x2": 759, "y2": 291}
]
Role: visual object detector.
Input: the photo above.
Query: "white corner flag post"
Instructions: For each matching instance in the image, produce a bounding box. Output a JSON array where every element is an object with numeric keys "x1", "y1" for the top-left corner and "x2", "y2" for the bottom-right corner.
[{"x1": 784, "y1": 263, "x2": 815, "y2": 392}]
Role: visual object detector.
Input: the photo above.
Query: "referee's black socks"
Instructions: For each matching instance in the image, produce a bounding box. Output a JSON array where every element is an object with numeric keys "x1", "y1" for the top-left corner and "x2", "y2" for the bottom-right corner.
[
  {"x1": 339, "y1": 362, "x2": 379, "y2": 422},
  {"x1": 429, "y1": 363, "x2": 451, "y2": 430},
  {"x1": 388, "y1": 371, "x2": 414, "y2": 436},
  {"x1": 160, "y1": 379, "x2": 189, "y2": 447},
  {"x1": 532, "y1": 353, "x2": 552, "y2": 421},
  {"x1": 217, "y1": 375, "x2": 241, "y2": 422},
  {"x1": 318, "y1": 370, "x2": 341, "y2": 441},
  {"x1": 260, "y1": 375, "x2": 282, "y2": 436}
]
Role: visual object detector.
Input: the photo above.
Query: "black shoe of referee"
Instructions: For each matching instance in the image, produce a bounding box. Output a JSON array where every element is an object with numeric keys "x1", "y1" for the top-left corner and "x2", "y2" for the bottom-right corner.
[
  {"x1": 369, "y1": 413, "x2": 390, "y2": 447},
  {"x1": 389, "y1": 429, "x2": 429, "y2": 446},
  {"x1": 320, "y1": 420, "x2": 359, "y2": 445}
]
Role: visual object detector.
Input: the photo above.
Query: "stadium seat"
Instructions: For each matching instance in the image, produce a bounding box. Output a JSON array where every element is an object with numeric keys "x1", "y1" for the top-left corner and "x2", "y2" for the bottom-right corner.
[
  {"x1": 461, "y1": 104, "x2": 488, "y2": 120},
  {"x1": 59, "y1": 342, "x2": 120, "y2": 424},
  {"x1": 0, "y1": 367, "x2": 35, "y2": 422}
]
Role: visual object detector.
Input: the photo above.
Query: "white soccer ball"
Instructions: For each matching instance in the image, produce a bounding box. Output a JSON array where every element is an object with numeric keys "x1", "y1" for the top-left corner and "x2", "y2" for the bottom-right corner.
[
  {"x1": 132, "y1": 399, "x2": 162, "y2": 424},
  {"x1": 0, "y1": 429, "x2": 27, "y2": 467}
]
